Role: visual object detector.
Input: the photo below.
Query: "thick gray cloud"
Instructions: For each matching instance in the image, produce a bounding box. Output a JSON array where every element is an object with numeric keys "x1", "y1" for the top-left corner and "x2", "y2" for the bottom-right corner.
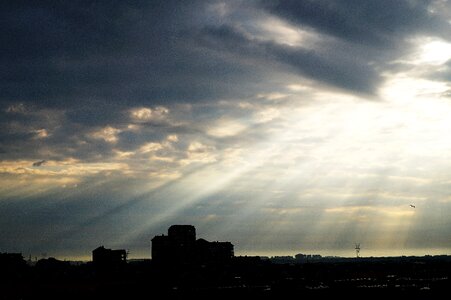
[
  {"x1": 3, "y1": 0, "x2": 445, "y2": 112},
  {"x1": 194, "y1": 24, "x2": 379, "y2": 94},
  {"x1": 1, "y1": 0, "x2": 447, "y2": 116},
  {"x1": 263, "y1": 0, "x2": 450, "y2": 46},
  {"x1": 0, "y1": 0, "x2": 264, "y2": 110}
]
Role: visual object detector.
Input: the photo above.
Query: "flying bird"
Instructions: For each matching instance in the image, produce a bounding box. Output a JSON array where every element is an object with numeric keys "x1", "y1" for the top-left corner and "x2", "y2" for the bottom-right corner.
[
  {"x1": 410, "y1": 204, "x2": 416, "y2": 208},
  {"x1": 32, "y1": 160, "x2": 46, "y2": 167}
]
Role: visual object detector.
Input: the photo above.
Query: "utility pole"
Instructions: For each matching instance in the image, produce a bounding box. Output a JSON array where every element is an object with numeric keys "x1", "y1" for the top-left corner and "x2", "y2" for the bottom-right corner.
[{"x1": 355, "y1": 243, "x2": 361, "y2": 258}]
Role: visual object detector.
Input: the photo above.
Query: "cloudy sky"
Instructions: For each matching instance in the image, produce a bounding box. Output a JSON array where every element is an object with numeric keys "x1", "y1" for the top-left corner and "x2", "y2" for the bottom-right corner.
[{"x1": 2, "y1": 0, "x2": 451, "y2": 259}]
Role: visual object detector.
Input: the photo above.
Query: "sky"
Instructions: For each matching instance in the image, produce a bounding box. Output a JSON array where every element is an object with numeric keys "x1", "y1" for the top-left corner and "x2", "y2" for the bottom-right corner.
[{"x1": 1, "y1": 0, "x2": 451, "y2": 260}]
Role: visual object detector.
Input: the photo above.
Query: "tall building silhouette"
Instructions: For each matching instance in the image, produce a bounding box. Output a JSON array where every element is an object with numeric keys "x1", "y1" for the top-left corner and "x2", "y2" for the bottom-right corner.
[
  {"x1": 151, "y1": 225, "x2": 233, "y2": 264},
  {"x1": 152, "y1": 225, "x2": 196, "y2": 263}
]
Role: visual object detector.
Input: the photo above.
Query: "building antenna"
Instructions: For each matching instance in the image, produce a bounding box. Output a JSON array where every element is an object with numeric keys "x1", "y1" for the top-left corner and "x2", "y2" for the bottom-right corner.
[{"x1": 355, "y1": 243, "x2": 361, "y2": 258}]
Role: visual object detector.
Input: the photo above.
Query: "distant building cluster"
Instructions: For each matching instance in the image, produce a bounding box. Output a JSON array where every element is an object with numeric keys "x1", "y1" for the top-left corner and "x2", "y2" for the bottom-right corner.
[
  {"x1": 269, "y1": 253, "x2": 323, "y2": 264},
  {"x1": 152, "y1": 225, "x2": 234, "y2": 264},
  {"x1": 295, "y1": 253, "x2": 322, "y2": 261}
]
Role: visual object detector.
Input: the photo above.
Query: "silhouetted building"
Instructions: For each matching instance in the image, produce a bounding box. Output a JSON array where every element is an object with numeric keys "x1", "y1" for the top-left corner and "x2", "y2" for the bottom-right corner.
[
  {"x1": 151, "y1": 235, "x2": 173, "y2": 263},
  {"x1": 0, "y1": 253, "x2": 25, "y2": 266},
  {"x1": 196, "y1": 239, "x2": 234, "y2": 263},
  {"x1": 92, "y1": 246, "x2": 126, "y2": 266},
  {"x1": 35, "y1": 257, "x2": 70, "y2": 277},
  {"x1": 168, "y1": 224, "x2": 196, "y2": 242},
  {"x1": 152, "y1": 225, "x2": 197, "y2": 264},
  {"x1": 0, "y1": 252, "x2": 28, "y2": 281},
  {"x1": 0, "y1": 252, "x2": 27, "y2": 275},
  {"x1": 151, "y1": 225, "x2": 234, "y2": 264}
]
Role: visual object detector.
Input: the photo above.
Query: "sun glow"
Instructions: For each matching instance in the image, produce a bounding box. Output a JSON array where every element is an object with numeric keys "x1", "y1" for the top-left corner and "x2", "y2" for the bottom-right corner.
[{"x1": 419, "y1": 39, "x2": 451, "y2": 65}]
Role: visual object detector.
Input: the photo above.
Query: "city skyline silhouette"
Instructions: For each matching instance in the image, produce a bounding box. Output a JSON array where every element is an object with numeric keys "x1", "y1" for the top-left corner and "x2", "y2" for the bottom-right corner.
[{"x1": 3, "y1": 224, "x2": 451, "y2": 297}]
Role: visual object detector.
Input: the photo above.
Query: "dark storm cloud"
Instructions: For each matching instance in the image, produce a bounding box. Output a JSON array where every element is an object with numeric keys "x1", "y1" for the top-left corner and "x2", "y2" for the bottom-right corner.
[
  {"x1": 2, "y1": 0, "x2": 447, "y2": 113},
  {"x1": 0, "y1": 0, "x2": 266, "y2": 111},
  {"x1": 1, "y1": 0, "x2": 450, "y2": 163},
  {"x1": 263, "y1": 0, "x2": 450, "y2": 47}
]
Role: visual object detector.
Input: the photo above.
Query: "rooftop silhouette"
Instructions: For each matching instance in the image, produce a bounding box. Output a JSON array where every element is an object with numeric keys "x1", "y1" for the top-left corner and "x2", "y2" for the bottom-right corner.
[
  {"x1": 92, "y1": 246, "x2": 127, "y2": 267},
  {"x1": 151, "y1": 225, "x2": 233, "y2": 265}
]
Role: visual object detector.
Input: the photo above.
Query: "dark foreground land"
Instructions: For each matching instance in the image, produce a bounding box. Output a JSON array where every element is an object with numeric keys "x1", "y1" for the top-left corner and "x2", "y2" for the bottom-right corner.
[{"x1": 2, "y1": 255, "x2": 451, "y2": 298}]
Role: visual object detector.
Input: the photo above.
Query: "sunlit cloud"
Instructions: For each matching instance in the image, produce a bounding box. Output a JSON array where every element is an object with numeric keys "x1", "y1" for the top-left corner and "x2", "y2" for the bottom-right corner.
[
  {"x1": 166, "y1": 134, "x2": 178, "y2": 142},
  {"x1": 252, "y1": 16, "x2": 319, "y2": 47},
  {"x1": 207, "y1": 119, "x2": 247, "y2": 137},
  {"x1": 256, "y1": 92, "x2": 290, "y2": 101},
  {"x1": 182, "y1": 142, "x2": 217, "y2": 164},
  {"x1": 286, "y1": 84, "x2": 310, "y2": 92},
  {"x1": 5, "y1": 103, "x2": 27, "y2": 114},
  {"x1": 0, "y1": 159, "x2": 128, "y2": 177},
  {"x1": 0, "y1": 159, "x2": 131, "y2": 200},
  {"x1": 139, "y1": 142, "x2": 164, "y2": 154},
  {"x1": 253, "y1": 107, "x2": 280, "y2": 123},
  {"x1": 324, "y1": 206, "x2": 415, "y2": 219},
  {"x1": 129, "y1": 106, "x2": 169, "y2": 123},
  {"x1": 418, "y1": 39, "x2": 451, "y2": 65},
  {"x1": 394, "y1": 37, "x2": 451, "y2": 68},
  {"x1": 88, "y1": 126, "x2": 122, "y2": 143},
  {"x1": 32, "y1": 129, "x2": 49, "y2": 139}
]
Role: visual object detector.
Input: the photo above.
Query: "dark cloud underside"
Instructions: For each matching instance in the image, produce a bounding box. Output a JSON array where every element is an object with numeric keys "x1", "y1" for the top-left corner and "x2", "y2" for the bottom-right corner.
[
  {"x1": 264, "y1": 0, "x2": 447, "y2": 46},
  {"x1": 3, "y1": 0, "x2": 446, "y2": 111}
]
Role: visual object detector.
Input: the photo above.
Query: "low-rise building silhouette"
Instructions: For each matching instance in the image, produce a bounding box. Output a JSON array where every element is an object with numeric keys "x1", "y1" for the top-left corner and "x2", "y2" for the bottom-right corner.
[
  {"x1": 0, "y1": 252, "x2": 25, "y2": 266},
  {"x1": 0, "y1": 252, "x2": 27, "y2": 277},
  {"x1": 92, "y1": 246, "x2": 126, "y2": 266},
  {"x1": 151, "y1": 225, "x2": 234, "y2": 264}
]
